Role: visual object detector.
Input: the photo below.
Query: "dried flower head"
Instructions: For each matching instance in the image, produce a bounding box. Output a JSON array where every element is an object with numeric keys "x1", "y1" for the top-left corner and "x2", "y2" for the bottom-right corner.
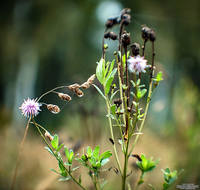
[
  {"x1": 121, "y1": 31, "x2": 131, "y2": 47},
  {"x1": 81, "y1": 82, "x2": 90, "y2": 89},
  {"x1": 45, "y1": 131, "x2": 53, "y2": 141},
  {"x1": 141, "y1": 26, "x2": 151, "y2": 41},
  {"x1": 128, "y1": 56, "x2": 148, "y2": 74},
  {"x1": 87, "y1": 74, "x2": 96, "y2": 84},
  {"x1": 75, "y1": 88, "x2": 84, "y2": 97},
  {"x1": 130, "y1": 43, "x2": 140, "y2": 56},
  {"x1": 47, "y1": 104, "x2": 60, "y2": 114},
  {"x1": 58, "y1": 93, "x2": 71, "y2": 101},
  {"x1": 68, "y1": 83, "x2": 80, "y2": 91},
  {"x1": 104, "y1": 31, "x2": 118, "y2": 40},
  {"x1": 19, "y1": 98, "x2": 41, "y2": 118}
]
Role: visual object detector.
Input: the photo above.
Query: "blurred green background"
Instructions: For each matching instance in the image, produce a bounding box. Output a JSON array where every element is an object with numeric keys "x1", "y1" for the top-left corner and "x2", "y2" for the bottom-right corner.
[{"x1": 0, "y1": 0, "x2": 200, "y2": 189}]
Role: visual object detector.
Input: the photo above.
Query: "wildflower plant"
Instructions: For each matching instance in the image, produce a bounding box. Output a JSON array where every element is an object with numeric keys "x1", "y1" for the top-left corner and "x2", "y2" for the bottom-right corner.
[{"x1": 12, "y1": 8, "x2": 181, "y2": 190}]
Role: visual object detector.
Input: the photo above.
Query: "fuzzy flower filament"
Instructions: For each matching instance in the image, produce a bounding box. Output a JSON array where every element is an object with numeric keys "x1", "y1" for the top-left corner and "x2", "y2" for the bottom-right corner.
[
  {"x1": 19, "y1": 98, "x2": 41, "y2": 118},
  {"x1": 128, "y1": 56, "x2": 148, "y2": 74}
]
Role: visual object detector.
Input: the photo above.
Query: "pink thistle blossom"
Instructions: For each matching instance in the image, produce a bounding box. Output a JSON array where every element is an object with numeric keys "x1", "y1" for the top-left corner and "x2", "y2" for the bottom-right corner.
[
  {"x1": 19, "y1": 98, "x2": 41, "y2": 118},
  {"x1": 128, "y1": 56, "x2": 148, "y2": 74}
]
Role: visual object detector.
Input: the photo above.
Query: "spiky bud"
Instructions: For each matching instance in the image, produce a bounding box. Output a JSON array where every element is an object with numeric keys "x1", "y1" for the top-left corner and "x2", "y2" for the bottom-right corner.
[
  {"x1": 58, "y1": 93, "x2": 71, "y2": 102},
  {"x1": 47, "y1": 104, "x2": 60, "y2": 114}
]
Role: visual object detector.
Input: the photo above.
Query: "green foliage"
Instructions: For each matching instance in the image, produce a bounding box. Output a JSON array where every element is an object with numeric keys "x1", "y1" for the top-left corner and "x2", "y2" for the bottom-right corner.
[
  {"x1": 65, "y1": 147, "x2": 74, "y2": 164},
  {"x1": 96, "y1": 58, "x2": 117, "y2": 95},
  {"x1": 78, "y1": 146, "x2": 112, "y2": 172},
  {"x1": 51, "y1": 134, "x2": 59, "y2": 149},
  {"x1": 136, "y1": 154, "x2": 158, "y2": 173},
  {"x1": 162, "y1": 168, "x2": 178, "y2": 190},
  {"x1": 153, "y1": 71, "x2": 163, "y2": 88}
]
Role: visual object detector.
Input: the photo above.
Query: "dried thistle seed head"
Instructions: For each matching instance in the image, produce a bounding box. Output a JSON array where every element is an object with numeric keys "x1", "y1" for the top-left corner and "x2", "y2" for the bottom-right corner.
[
  {"x1": 141, "y1": 26, "x2": 151, "y2": 41},
  {"x1": 45, "y1": 131, "x2": 53, "y2": 141},
  {"x1": 122, "y1": 31, "x2": 131, "y2": 47},
  {"x1": 104, "y1": 31, "x2": 118, "y2": 40},
  {"x1": 120, "y1": 8, "x2": 131, "y2": 16},
  {"x1": 121, "y1": 14, "x2": 131, "y2": 26},
  {"x1": 75, "y1": 88, "x2": 84, "y2": 97},
  {"x1": 47, "y1": 104, "x2": 60, "y2": 114},
  {"x1": 58, "y1": 93, "x2": 71, "y2": 101},
  {"x1": 81, "y1": 82, "x2": 90, "y2": 89},
  {"x1": 68, "y1": 83, "x2": 80, "y2": 91},
  {"x1": 87, "y1": 74, "x2": 95, "y2": 85},
  {"x1": 149, "y1": 29, "x2": 156, "y2": 42},
  {"x1": 130, "y1": 43, "x2": 140, "y2": 56},
  {"x1": 105, "y1": 17, "x2": 119, "y2": 28},
  {"x1": 114, "y1": 98, "x2": 122, "y2": 107}
]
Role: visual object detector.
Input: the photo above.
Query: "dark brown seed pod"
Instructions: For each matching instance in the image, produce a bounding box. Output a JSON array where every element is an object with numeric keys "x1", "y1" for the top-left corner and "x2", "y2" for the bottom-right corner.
[
  {"x1": 75, "y1": 88, "x2": 84, "y2": 97},
  {"x1": 114, "y1": 98, "x2": 122, "y2": 107},
  {"x1": 104, "y1": 31, "x2": 118, "y2": 40},
  {"x1": 130, "y1": 43, "x2": 140, "y2": 56},
  {"x1": 105, "y1": 17, "x2": 119, "y2": 28},
  {"x1": 45, "y1": 131, "x2": 53, "y2": 141},
  {"x1": 120, "y1": 8, "x2": 131, "y2": 17},
  {"x1": 141, "y1": 26, "x2": 151, "y2": 41},
  {"x1": 132, "y1": 154, "x2": 142, "y2": 161},
  {"x1": 109, "y1": 138, "x2": 114, "y2": 145},
  {"x1": 121, "y1": 14, "x2": 131, "y2": 26},
  {"x1": 58, "y1": 93, "x2": 71, "y2": 101},
  {"x1": 121, "y1": 31, "x2": 131, "y2": 47},
  {"x1": 68, "y1": 83, "x2": 80, "y2": 91},
  {"x1": 149, "y1": 29, "x2": 156, "y2": 42},
  {"x1": 47, "y1": 104, "x2": 60, "y2": 114}
]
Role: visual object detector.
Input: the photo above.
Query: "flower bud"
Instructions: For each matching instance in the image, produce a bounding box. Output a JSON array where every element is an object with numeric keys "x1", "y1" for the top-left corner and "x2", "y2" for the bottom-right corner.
[
  {"x1": 81, "y1": 82, "x2": 90, "y2": 89},
  {"x1": 130, "y1": 43, "x2": 140, "y2": 56},
  {"x1": 45, "y1": 131, "x2": 53, "y2": 141},
  {"x1": 120, "y1": 8, "x2": 131, "y2": 16},
  {"x1": 149, "y1": 29, "x2": 156, "y2": 42},
  {"x1": 121, "y1": 14, "x2": 131, "y2": 26},
  {"x1": 141, "y1": 26, "x2": 151, "y2": 41},
  {"x1": 58, "y1": 93, "x2": 71, "y2": 102},
  {"x1": 105, "y1": 17, "x2": 119, "y2": 28},
  {"x1": 47, "y1": 104, "x2": 60, "y2": 114},
  {"x1": 87, "y1": 74, "x2": 95, "y2": 85},
  {"x1": 68, "y1": 83, "x2": 80, "y2": 91},
  {"x1": 104, "y1": 31, "x2": 118, "y2": 40},
  {"x1": 121, "y1": 31, "x2": 131, "y2": 47},
  {"x1": 75, "y1": 88, "x2": 84, "y2": 97}
]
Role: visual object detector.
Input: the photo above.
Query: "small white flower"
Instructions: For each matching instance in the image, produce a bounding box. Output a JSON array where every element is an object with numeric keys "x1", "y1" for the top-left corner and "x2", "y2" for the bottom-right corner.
[
  {"x1": 19, "y1": 98, "x2": 41, "y2": 118},
  {"x1": 128, "y1": 56, "x2": 148, "y2": 74}
]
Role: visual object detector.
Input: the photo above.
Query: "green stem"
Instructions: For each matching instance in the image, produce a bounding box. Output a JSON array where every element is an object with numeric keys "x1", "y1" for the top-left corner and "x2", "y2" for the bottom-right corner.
[
  {"x1": 135, "y1": 172, "x2": 145, "y2": 190},
  {"x1": 10, "y1": 117, "x2": 31, "y2": 190},
  {"x1": 129, "y1": 42, "x2": 155, "y2": 155},
  {"x1": 105, "y1": 95, "x2": 122, "y2": 175},
  {"x1": 32, "y1": 119, "x2": 87, "y2": 190}
]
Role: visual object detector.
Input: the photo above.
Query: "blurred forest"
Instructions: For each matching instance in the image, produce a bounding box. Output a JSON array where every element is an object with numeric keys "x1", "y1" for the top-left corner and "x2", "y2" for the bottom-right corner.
[{"x1": 0, "y1": 0, "x2": 200, "y2": 189}]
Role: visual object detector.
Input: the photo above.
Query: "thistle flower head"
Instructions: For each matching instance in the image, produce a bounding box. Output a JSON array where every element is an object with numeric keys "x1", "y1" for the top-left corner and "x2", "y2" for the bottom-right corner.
[
  {"x1": 128, "y1": 56, "x2": 148, "y2": 74},
  {"x1": 19, "y1": 98, "x2": 41, "y2": 118}
]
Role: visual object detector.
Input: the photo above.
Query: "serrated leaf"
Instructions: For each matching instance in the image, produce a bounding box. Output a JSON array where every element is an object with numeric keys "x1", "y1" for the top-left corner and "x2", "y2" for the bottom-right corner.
[
  {"x1": 51, "y1": 134, "x2": 59, "y2": 150},
  {"x1": 93, "y1": 84, "x2": 106, "y2": 100},
  {"x1": 104, "y1": 68, "x2": 117, "y2": 95},
  {"x1": 93, "y1": 146, "x2": 100, "y2": 159},
  {"x1": 87, "y1": 146, "x2": 92, "y2": 158},
  {"x1": 96, "y1": 58, "x2": 105, "y2": 84}
]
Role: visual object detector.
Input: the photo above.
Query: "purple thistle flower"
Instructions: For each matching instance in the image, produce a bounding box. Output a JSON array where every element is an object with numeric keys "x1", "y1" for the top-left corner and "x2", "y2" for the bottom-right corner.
[
  {"x1": 128, "y1": 56, "x2": 149, "y2": 74},
  {"x1": 19, "y1": 98, "x2": 41, "y2": 118}
]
